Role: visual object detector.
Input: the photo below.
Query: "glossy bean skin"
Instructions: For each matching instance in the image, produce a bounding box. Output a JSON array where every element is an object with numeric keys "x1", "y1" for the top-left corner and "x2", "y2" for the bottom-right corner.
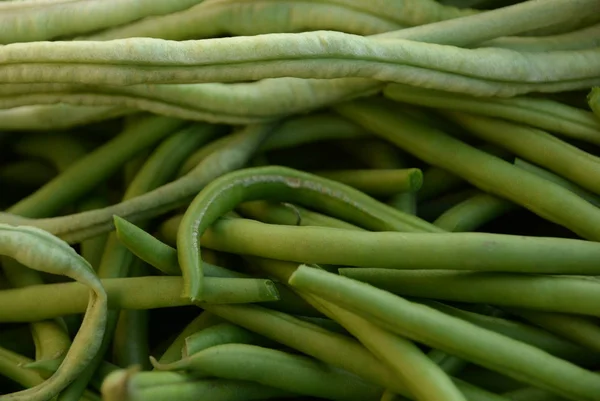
[{"x1": 288, "y1": 266, "x2": 600, "y2": 401}]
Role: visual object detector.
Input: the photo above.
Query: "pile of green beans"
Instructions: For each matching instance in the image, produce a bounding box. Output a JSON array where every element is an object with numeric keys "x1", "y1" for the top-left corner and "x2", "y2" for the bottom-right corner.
[{"x1": 1, "y1": 0, "x2": 600, "y2": 400}]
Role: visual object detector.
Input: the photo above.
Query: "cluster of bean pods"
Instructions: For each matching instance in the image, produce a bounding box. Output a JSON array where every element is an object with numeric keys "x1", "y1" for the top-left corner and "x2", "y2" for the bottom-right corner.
[{"x1": 1, "y1": 0, "x2": 600, "y2": 400}]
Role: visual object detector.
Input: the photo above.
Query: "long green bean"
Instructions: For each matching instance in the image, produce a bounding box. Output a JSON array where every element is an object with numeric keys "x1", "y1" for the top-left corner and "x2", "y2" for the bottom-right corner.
[
  {"x1": 338, "y1": 268, "x2": 600, "y2": 317},
  {"x1": 0, "y1": 276, "x2": 279, "y2": 323},
  {"x1": 289, "y1": 265, "x2": 600, "y2": 401}
]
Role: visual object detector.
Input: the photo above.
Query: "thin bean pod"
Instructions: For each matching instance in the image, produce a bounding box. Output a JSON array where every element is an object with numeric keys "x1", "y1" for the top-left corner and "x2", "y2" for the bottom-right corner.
[
  {"x1": 183, "y1": 323, "x2": 274, "y2": 357},
  {"x1": 444, "y1": 111, "x2": 600, "y2": 196},
  {"x1": 195, "y1": 217, "x2": 600, "y2": 275},
  {"x1": 310, "y1": 297, "x2": 467, "y2": 401},
  {"x1": 0, "y1": 0, "x2": 204, "y2": 44},
  {"x1": 312, "y1": 169, "x2": 423, "y2": 196},
  {"x1": 338, "y1": 268, "x2": 600, "y2": 317},
  {"x1": 417, "y1": 301, "x2": 599, "y2": 366},
  {"x1": 152, "y1": 343, "x2": 383, "y2": 401},
  {"x1": 588, "y1": 87, "x2": 600, "y2": 120},
  {"x1": 506, "y1": 309, "x2": 600, "y2": 353},
  {"x1": 101, "y1": 369, "x2": 294, "y2": 401},
  {"x1": 0, "y1": 276, "x2": 279, "y2": 323},
  {"x1": 289, "y1": 265, "x2": 600, "y2": 401},
  {"x1": 335, "y1": 98, "x2": 600, "y2": 241},
  {"x1": 113, "y1": 215, "x2": 248, "y2": 278},
  {"x1": 384, "y1": 83, "x2": 600, "y2": 144},
  {"x1": 237, "y1": 201, "x2": 363, "y2": 230},
  {"x1": 433, "y1": 191, "x2": 518, "y2": 232},
  {"x1": 0, "y1": 122, "x2": 278, "y2": 243}
]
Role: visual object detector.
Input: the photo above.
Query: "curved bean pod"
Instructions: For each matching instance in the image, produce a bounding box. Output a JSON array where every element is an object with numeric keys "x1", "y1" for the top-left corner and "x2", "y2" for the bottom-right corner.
[
  {"x1": 0, "y1": 224, "x2": 107, "y2": 401},
  {"x1": 288, "y1": 265, "x2": 600, "y2": 401},
  {"x1": 151, "y1": 343, "x2": 382, "y2": 401},
  {"x1": 183, "y1": 322, "x2": 273, "y2": 357},
  {"x1": 176, "y1": 166, "x2": 439, "y2": 300}
]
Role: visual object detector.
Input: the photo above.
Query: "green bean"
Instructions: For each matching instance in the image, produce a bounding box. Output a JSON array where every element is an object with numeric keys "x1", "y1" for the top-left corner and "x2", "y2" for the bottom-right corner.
[
  {"x1": 481, "y1": 23, "x2": 600, "y2": 52},
  {"x1": 417, "y1": 301, "x2": 599, "y2": 366},
  {"x1": 514, "y1": 158, "x2": 600, "y2": 208},
  {"x1": 101, "y1": 368, "x2": 294, "y2": 401},
  {"x1": 0, "y1": 276, "x2": 279, "y2": 323},
  {"x1": 157, "y1": 312, "x2": 224, "y2": 365},
  {"x1": 0, "y1": 103, "x2": 131, "y2": 131},
  {"x1": 335, "y1": 98, "x2": 600, "y2": 241},
  {"x1": 506, "y1": 309, "x2": 600, "y2": 353},
  {"x1": 502, "y1": 386, "x2": 567, "y2": 401},
  {"x1": 289, "y1": 265, "x2": 600, "y2": 401},
  {"x1": 113, "y1": 215, "x2": 247, "y2": 278},
  {"x1": 312, "y1": 169, "x2": 423, "y2": 197},
  {"x1": 0, "y1": 122, "x2": 277, "y2": 243},
  {"x1": 77, "y1": 197, "x2": 110, "y2": 270},
  {"x1": 236, "y1": 201, "x2": 363, "y2": 231},
  {"x1": 220, "y1": 259, "x2": 510, "y2": 401},
  {"x1": 112, "y1": 262, "x2": 152, "y2": 370},
  {"x1": 0, "y1": 346, "x2": 100, "y2": 401},
  {"x1": 183, "y1": 323, "x2": 274, "y2": 357},
  {"x1": 445, "y1": 111, "x2": 600, "y2": 196},
  {"x1": 384, "y1": 83, "x2": 600, "y2": 144},
  {"x1": 0, "y1": 78, "x2": 382, "y2": 127},
  {"x1": 152, "y1": 343, "x2": 382, "y2": 401},
  {"x1": 339, "y1": 268, "x2": 600, "y2": 317},
  {"x1": 588, "y1": 87, "x2": 600, "y2": 120},
  {"x1": 8, "y1": 114, "x2": 185, "y2": 218},
  {"x1": 0, "y1": 0, "x2": 204, "y2": 44},
  {"x1": 84, "y1": 0, "x2": 404, "y2": 40},
  {"x1": 197, "y1": 216, "x2": 600, "y2": 275},
  {"x1": 0, "y1": 224, "x2": 107, "y2": 401},
  {"x1": 1, "y1": 33, "x2": 598, "y2": 97},
  {"x1": 177, "y1": 166, "x2": 439, "y2": 301},
  {"x1": 433, "y1": 191, "x2": 518, "y2": 232},
  {"x1": 310, "y1": 297, "x2": 467, "y2": 401}
]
